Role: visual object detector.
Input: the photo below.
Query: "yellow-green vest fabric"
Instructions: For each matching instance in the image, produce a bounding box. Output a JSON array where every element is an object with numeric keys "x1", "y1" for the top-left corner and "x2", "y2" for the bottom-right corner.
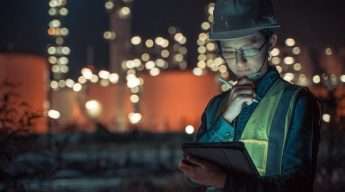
[{"x1": 204, "y1": 78, "x2": 302, "y2": 192}]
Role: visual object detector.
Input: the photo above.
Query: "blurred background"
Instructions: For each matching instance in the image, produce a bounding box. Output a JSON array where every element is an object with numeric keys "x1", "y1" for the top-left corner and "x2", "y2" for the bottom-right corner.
[{"x1": 1, "y1": 0, "x2": 345, "y2": 191}]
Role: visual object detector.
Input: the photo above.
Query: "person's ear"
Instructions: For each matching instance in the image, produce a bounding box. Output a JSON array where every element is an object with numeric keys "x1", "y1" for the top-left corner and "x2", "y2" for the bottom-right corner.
[{"x1": 269, "y1": 34, "x2": 278, "y2": 49}]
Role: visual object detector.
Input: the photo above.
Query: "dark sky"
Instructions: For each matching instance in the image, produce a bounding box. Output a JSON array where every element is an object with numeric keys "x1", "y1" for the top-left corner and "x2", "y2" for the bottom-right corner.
[{"x1": 1, "y1": 0, "x2": 345, "y2": 77}]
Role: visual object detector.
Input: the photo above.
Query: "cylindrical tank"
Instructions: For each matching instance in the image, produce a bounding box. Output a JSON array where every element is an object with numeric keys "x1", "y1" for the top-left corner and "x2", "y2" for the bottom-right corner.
[
  {"x1": 140, "y1": 71, "x2": 219, "y2": 132},
  {"x1": 0, "y1": 53, "x2": 48, "y2": 133}
]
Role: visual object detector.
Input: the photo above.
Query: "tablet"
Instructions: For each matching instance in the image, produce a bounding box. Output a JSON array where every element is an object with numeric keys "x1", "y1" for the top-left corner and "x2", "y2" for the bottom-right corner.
[{"x1": 182, "y1": 142, "x2": 259, "y2": 176}]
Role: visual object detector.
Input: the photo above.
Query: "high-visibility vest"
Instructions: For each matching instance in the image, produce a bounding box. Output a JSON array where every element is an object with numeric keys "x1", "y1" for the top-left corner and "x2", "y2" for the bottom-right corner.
[
  {"x1": 240, "y1": 78, "x2": 302, "y2": 176},
  {"x1": 199, "y1": 78, "x2": 303, "y2": 177}
]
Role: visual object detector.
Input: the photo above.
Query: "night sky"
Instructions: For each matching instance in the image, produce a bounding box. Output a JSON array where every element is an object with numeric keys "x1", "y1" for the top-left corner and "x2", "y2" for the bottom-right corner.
[{"x1": 1, "y1": 0, "x2": 345, "y2": 77}]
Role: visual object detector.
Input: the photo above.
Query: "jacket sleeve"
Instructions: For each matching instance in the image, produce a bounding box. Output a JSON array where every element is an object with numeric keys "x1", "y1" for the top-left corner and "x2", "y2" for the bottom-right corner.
[
  {"x1": 194, "y1": 94, "x2": 224, "y2": 142},
  {"x1": 223, "y1": 89, "x2": 321, "y2": 192}
]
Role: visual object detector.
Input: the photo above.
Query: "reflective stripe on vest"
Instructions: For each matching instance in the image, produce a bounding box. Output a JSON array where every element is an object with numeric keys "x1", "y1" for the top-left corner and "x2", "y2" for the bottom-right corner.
[{"x1": 240, "y1": 78, "x2": 302, "y2": 176}]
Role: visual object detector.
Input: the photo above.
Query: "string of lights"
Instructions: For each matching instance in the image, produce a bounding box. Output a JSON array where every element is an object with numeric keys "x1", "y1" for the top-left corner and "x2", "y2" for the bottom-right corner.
[{"x1": 48, "y1": 0, "x2": 70, "y2": 81}]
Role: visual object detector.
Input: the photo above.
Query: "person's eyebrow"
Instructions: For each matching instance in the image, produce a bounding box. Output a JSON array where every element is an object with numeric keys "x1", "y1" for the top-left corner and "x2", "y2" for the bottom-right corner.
[{"x1": 222, "y1": 39, "x2": 262, "y2": 49}]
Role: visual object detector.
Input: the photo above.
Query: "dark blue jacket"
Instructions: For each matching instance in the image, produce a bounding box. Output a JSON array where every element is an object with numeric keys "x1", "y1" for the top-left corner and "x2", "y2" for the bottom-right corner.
[{"x1": 195, "y1": 65, "x2": 321, "y2": 192}]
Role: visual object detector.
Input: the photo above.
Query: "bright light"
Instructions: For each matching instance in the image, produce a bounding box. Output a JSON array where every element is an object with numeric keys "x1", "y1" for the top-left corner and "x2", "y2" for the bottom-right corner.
[
  {"x1": 73, "y1": 83, "x2": 83, "y2": 92},
  {"x1": 48, "y1": 46, "x2": 56, "y2": 54},
  {"x1": 48, "y1": 56, "x2": 57, "y2": 64},
  {"x1": 161, "y1": 50, "x2": 170, "y2": 58},
  {"x1": 60, "y1": 27, "x2": 69, "y2": 36},
  {"x1": 292, "y1": 47, "x2": 301, "y2": 55},
  {"x1": 119, "y1": 7, "x2": 131, "y2": 18},
  {"x1": 127, "y1": 74, "x2": 141, "y2": 88},
  {"x1": 325, "y1": 48, "x2": 333, "y2": 55},
  {"x1": 58, "y1": 80, "x2": 66, "y2": 88},
  {"x1": 298, "y1": 74, "x2": 308, "y2": 86},
  {"x1": 90, "y1": 75, "x2": 99, "y2": 83},
  {"x1": 192, "y1": 67, "x2": 203, "y2": 76},
  {"x1": 61, "y1": 47, "x2": 71, "y2": 55},
  {"x1": 283, "y1": 56, "x2": 295, "y2": 65},
  {"x1": 65, "y1": 79, "x2": 74, "y2": 88},
  {"x1": 150, "y1": 68, "x2": 160, "y2": 76},
  {"x1": 198, "y1": 33, "x2": 208, "y2": 42},
  {"x1": 285, "y1": 38, "x2": 296, "y2": 47},
  {"x1": 109, "y1": 73, "x2": 119, "y2": 84},
  {"x1": 156, "y1": 59, "x2": 166, "y2": 68},
  {"x1": 49, "y1": 19, "x2": 61, "y2": 28},
  {"x1": 340, "y1": 74, "x2": 345, "y2": 83},
  {"x1": 85, "y1": 100, "x2": 102, "y2": 118},
  {"x1": 60, "y1": 65, "x2": 69, "y2": 73},
  {"x1": 175, "y1": 33, "x2": 187, "y2": 44},
  {"x1": 185, "y1": 125, "x2": 195, "y2": 135},
  {"x1": 293, "y1": 63, "x2": 302, "y2": 71},
  {"x1": 100, "y1": 79, "x2": 110, "y2": 87},
  {"x1": 208, "y1": 3, "x2": 215, "y2": 15},
  {"x1": 58, "y1": 57, "x2": 69, "y2": 65},
  {"x1": 271, "y1": 57, "x2": 281, "y2": 65},
  {"x1": 48, "y1": 109, "x2": 61, "y2": 119},
  {"x1": 52, "y1": 65, "x2": 60, "y2": 73},
  {"x1": 283, "y1": 73, "x2": 295, "y2": 82},
  {"x1": 48, "y1": 8, "x2": 57, "y2": 16},
  {"x1": 81, "y1": 68, "x2": 93, "y2": 79},
  {"x1": 128, "y1": 112, "x2": 142, "y2": 124},
  {"x1": 312, "y1": 75, "x2": 321, "y2": 84},
  {"x1": 322, "y1": 113, "x2": 331, "y2": 123},
  {"x1": 270, "y1": 48, "x2": 280, "y2": 57},
  {"x1": 201, "y1": 21, "x2": 211, "y2": 30},
  {"x1": 59, "y1": 7, "x2": 68, "y2": 16},
  {"x1": 130, "y1": 94, "x2": 140, "y2": 103},
  {"x1": 103, "y1": 31, "x2": 116, "y2": 40},
  {"x1": 141, "y1": 53, "x2": 151, "y2": 62},
  {"x1": 78, "y1": 76, "x2": 87, "y2": 84},
  {"x1": 73, "y1": 83, "x2": 82, "y2": 92},
  {"x1": 50, "y1": 81, "x2": 59, "y2": 89},
  {"x1": 206, "y1": 42, "x2": 216, "y2": 51},
  {"x1": 105, "y1": 1, "x2": 114, "y2": 10},
  {"x1": 131, "y1": 36, "x2": 142, "y2": 45},
  {"x1": 98, "y1": 70, "x2": 110, "y2": 79},
  {"x1": 145, "y1": 39, "x2": 154, "y2": 48},
  {"x1": 174, "y1": 54, "x2": 184, "y2": 63},
  {"x1": 145, "y1": 61, "x2": 155, "y2": 70}
]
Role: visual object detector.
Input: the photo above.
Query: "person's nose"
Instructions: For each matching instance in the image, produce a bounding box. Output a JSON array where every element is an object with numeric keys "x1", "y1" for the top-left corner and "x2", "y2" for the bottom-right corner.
[{"x1": 235, "y1": 51, "x2": 247, "y2": 69}]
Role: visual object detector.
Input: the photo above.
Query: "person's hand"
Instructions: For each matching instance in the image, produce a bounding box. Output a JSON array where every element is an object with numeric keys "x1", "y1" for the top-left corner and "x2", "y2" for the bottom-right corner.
[
  {"x1": 178, "y1": 155, "x2": 226, "y2": 188},
  {"x1": 223, "y1": 77, "x2": 256, "y2": 123}
]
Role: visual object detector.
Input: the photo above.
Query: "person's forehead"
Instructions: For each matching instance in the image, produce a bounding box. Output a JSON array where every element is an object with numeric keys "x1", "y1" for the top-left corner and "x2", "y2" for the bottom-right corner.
[{"x1": 219, "y1": 33, "x2": 264, "y2": 49}]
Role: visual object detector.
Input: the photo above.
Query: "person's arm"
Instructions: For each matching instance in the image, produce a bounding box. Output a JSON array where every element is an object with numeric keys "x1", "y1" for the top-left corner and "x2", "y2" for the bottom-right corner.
[
  {"x1": 223, "y1": 89, "x2": 321, "y2": 192},
  {"x1": 194, "y1": 94, "x2": 226, "y2": 142}
]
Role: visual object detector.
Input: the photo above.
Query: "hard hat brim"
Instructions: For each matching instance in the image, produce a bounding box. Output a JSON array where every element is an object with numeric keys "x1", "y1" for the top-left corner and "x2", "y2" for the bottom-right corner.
[{"x1": 209, "y1": 24, "x2": 280, "y2": 40}]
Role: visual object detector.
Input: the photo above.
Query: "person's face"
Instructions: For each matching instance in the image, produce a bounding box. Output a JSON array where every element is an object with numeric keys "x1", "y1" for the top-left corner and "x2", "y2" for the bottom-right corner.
[{"x1": 219, "y1": 32, "x2": 274, "y2": 80}]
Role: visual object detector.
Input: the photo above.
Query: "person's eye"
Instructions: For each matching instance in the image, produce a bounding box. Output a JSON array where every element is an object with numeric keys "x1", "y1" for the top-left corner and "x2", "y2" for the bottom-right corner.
[
  {"x1": 222, "y1": 50, "x2": 236, "y2": 54},
  {"x1": 244, "y1": 49, "x2": 259, "y2": 56}
]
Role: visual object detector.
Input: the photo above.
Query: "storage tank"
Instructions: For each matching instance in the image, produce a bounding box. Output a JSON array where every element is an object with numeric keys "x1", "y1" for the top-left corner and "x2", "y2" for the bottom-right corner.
[{"x1": 0, "y1": 53, "x2": 48, "y2": 133}]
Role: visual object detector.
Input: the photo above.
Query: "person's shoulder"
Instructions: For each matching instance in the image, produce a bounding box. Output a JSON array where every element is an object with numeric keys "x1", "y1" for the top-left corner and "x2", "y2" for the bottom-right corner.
[
  {"x1": 282, "y1": 79, "x2": 320, "y2": 111},
  {"x1": 204, "y1": 90, "x2": 229, "y2": 112}
]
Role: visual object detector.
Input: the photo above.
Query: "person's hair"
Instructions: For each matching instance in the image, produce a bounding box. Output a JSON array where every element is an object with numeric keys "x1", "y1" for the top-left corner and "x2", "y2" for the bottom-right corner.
[{"x1": 260, "y1": 29, "x2": 274, "y2": 41}]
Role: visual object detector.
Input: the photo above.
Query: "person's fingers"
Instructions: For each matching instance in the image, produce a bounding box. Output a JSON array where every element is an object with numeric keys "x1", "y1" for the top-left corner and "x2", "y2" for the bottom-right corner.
[
  {"x1": 179, "y1": 160, "x2": 195, "y2": 172},
  {"x1": 232, "y1": 91, "x2": 255, "y2": 101},
  {"x1": 232, "y1": 88, "x2": 254, "y2": 97},
  {"x1": 186, "y1": 156, "x2": 207, "y2": 168},
  {"x1": 234, "y1": 94, "x2": 255, "y2": 104},
  {"x1": 230, "y1": 86, "x2": 254, "y2": 99},
  {"x1": 236, "y1": 95, "x2": 254, "y2": 105},
  {"x1": 231, "y1": 85, "x2": 254, "y2": 93},
  {"x1": 237, "y1": 77, "x2": 254, "y2": 85}
]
